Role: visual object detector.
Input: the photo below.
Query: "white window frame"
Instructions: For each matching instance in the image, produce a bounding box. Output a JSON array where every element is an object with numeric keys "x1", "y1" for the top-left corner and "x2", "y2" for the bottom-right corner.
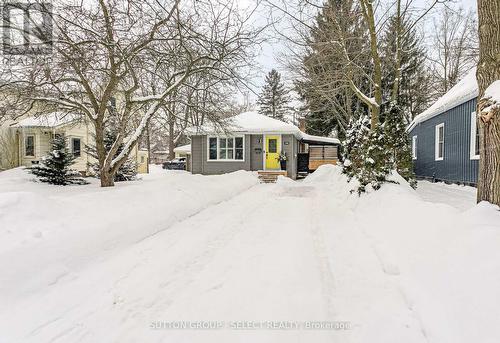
[
  {"x1": 435, "y1": 123, "x2": 444, "y2": 161},
  {"x1": 412, "y1": 135, "x2": 417, "y2": 160},
  {"x1": 25, "y1": 134, "x2": 35, "y2": 157},
  {"x1": 470, "y1": 111, "x2": 480, "y2": 160},
  {"x1": 206, "y1": 135, "x2": 245, "y2": 162}
]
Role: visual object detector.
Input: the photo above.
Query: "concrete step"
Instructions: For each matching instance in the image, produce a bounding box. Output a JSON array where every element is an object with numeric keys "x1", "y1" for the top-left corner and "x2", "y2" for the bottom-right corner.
[{"x1": 257, "y1": 170, "x2": 287, "y2": 183}]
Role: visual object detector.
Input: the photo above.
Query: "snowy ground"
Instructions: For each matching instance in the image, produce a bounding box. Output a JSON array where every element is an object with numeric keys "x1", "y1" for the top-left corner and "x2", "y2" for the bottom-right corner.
[
  {"x1": 416, "y1": 180, "x2": 477, "y2": 211},
  {"x1": 0, "y1": 165, "x2": 499, "y2": 343}
]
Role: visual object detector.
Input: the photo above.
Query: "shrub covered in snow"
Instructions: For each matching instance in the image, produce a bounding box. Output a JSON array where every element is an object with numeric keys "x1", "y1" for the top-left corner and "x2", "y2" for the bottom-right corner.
[
  {"x1": 30, "y1": 134, "x2": 88, "y2": 185},
  {"x1": 342, "y1": 104, "x2": 416, "y2": 193}
]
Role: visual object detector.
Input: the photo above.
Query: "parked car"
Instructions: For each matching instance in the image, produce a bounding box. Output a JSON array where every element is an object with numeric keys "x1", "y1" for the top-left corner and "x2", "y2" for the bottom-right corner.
[{"x1": 162, "y1": 157, "x2": 186, "y2": 170}]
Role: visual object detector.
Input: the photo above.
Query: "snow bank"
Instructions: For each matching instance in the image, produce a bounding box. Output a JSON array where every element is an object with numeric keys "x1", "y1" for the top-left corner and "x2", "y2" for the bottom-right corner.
[
  {"x1": 0, "y1": 166, "x2": 258, "y2": 308},
  {"x1": 302, "y1": 165, "x2": 500, "y2": 343}
]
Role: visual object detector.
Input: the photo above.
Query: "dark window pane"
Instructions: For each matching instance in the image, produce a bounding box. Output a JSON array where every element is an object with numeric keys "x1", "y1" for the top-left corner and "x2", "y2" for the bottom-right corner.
[
  {"x1": 235, "y1": 148, "x2": 243, "y2": 160},
  {"x1": 219, "y1": 138, "x2": 226, "y2": 149},
  {"x1": 475, "y1": 126, "x2": 480, "y2": 155},
  {"x1": 209, "y1": 138, "x2": 217, "y2": 160},
  {"x1": 228, "y1": 138, "x2": 234, "y2": 149},
  {"x1": 227, "y1": 149, "x2": 233, "y2": 159},
  {"x1": 72, "y1": 138, "x2": 81, "y2": 157},
  {"x1": 235, "y1": 137, "x2": 243, "y2": 149},
  {"x1": 439, "y1": 143, "x2": 443, "y2": 158},
  {"x1": 220, "y1": 148, "x2": 226, "y2": 159},
  {"x1": 25, "y1": 136, "x2": 34, "y2": 156},
  {"x1": 268, "y1": 139, "x2": 277, "y2": 153}
]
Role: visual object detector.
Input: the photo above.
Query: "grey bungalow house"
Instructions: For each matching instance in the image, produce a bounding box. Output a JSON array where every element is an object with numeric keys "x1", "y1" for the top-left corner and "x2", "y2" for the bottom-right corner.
[
  {"x1": 408, "y1": 69, "x2": 479, "y2": 185},
  {"x1": 188, "y1": 111, "x2": 340, "y2": 180}
]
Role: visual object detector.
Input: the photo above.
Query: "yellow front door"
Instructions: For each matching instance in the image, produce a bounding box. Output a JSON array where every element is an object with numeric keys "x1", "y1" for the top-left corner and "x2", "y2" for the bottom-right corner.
[{"x1": 265, "y1": 135, "x2": 280, "y2": 170}]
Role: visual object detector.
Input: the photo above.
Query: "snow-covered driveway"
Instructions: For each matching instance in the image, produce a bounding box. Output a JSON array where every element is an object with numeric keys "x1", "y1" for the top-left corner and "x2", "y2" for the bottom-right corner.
[{"x1": 1, "y1": 166, "x2": 499, "y2": 343}]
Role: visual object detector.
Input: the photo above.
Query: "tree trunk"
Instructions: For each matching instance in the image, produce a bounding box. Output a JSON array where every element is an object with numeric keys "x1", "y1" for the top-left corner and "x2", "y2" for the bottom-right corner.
[
  {"x1": 360, "y1": 0, "x2": 382, "y2": 128},
  {"x1": 391, "y1": 0, "x2": 402, "y2": 102},
  {"x1": 476, "y1": 0, "x2": 500, "y2": 206},
  {"x1": 100, "y1": 169, "x2": 115, "y2": 187}
]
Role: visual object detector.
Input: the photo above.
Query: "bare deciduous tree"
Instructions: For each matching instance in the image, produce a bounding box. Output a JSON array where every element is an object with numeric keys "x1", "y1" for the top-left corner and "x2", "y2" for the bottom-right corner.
[
  {"x1": 5, "y1": 0, "x2": 260, "y2": 186},
  {"x1": 428, "y1": 6, "x2": 479, "y2": 96}
]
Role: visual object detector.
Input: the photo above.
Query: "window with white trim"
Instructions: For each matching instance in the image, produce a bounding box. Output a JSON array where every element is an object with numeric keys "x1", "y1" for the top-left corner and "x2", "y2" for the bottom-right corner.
[
  {"x1": 25, "y1": 135, "x2": 35, "y2": 157},
  {"x1": 412, "y1": 135, "x2": 417, "y2": 160},
  {"x1": 435, "y1": 123, "x2": 444, "y2": 161},
  {"x1": 470, "y1": 111, "x2": 480, "y2": 159},
  {"x1": 208, "y1": 136, "x2": 244, "y2": 161}
]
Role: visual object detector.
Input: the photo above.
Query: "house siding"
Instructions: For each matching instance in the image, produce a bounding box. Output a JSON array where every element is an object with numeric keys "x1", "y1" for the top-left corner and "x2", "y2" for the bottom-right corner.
[
  {"x1": 190, "y1": 134, "x2": 298, "y2": 178},
  {"x1": 409, "y1": 98, "x2": 479, "y2": 185}
]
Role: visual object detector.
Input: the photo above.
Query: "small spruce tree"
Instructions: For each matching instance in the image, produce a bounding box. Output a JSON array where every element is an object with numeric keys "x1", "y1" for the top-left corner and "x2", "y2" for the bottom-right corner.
[
  {"x1": 257, "y1": 69, "x2": 290, "y2": 121},
  {"x1": 30, "y1": 134, "x2": 88, "y2": 185}
]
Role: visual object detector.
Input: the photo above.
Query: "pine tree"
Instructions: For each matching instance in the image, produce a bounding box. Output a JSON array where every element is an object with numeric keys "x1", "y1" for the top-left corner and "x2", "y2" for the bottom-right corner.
[
  {"x1": 86, "y1": 130, "x2": 137, "y2": 182},
  {"x1": 257, "y1": 69, "x2": 290, "y2": 121},
  {"x1": 295, "y1": 0, "x2": 370, "y2": 138},
  {"x1": 30, "y1": 134, "x2": 88, "y2": 185},
  {"x1": 380, "y1": 15, "x2": 432, "y2": 121}
]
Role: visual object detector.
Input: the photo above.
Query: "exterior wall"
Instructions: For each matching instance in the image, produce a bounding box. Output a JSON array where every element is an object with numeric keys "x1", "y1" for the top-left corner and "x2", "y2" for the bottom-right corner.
[
  {"x1": 409, "y1": 98, "x2": 479, "y2": 185},
  {"x1": 14, "y1": 121, "x2": 92, "y2": 173},
  {"x1": 250, "y1": 134, "x2": 263, "y2": 170},
  {"x1": 282, "y1": 134, "x2": 297, "y2": 179},
  {"x1": 191, "y1": 134, "x2": 251, "y2": 175},
  {"x1": 137, "y1": 150, "x2": 149, "y2": 174},
  {"x1": 191, "y1": 134, "x2": 298, "y2": 178}
]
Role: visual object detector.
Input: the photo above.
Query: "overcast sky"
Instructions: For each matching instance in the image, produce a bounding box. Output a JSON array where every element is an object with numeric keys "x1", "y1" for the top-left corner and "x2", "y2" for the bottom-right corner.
[{"x1": 244, "y1": 0, "x2": 477, "y2": 103}]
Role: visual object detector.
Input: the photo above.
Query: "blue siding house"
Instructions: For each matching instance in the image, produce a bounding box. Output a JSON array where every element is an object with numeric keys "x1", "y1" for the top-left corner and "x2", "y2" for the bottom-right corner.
[{"x1": 408, "y1": 69, "x2": 480, "y2": 186}]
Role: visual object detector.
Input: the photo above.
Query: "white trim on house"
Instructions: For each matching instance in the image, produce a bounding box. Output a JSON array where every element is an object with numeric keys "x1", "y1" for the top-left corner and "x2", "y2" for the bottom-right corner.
[
  {"x1": 412, "y1": 135, "x2": 417, "y2": 160},
  {"x1": 206, "y1": 135, "x2": 245, "y2": 162},
  {"x1": 435, "y1": 123, "x2": 444, "y2": 161},
  {"x1": 470, "y1": 111, "x2": 480, "y2": 160},
  {"x1": 262, "y1": 134, "x2": 282, "y2": 171}
]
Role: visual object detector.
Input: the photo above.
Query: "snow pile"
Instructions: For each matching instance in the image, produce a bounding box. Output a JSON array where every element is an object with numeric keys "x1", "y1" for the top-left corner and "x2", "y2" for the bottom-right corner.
[
  {"x1": 1, "y1": 163, "x2": 499, "y2": 343},
  {"x1": 305, "y1": 164, "x2": 500, "y2": 343},
  {"x1": 0, "y1": 166, "x2": 258, "y2": 317},
  {"x1": 408, "y1": 68, "x2": 478, "y2": 130}
]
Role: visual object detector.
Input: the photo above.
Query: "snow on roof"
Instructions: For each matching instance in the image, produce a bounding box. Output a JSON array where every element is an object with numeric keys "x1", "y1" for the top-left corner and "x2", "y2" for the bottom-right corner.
[
  {"x1": 190, "y1": 111, "x2": 340, "y2": 144},
  {"x1": 12, "y1": 112, "x2": 81, "y2": 128},
  {"x1": 301, "y1": 132, "x2": 340, "y2": 144},
  {"x1": 408, "y1": 68, "x2": 478, "y2": 131},
  {"x1": 173, "y1": 144, "x2": 191, "y2": 154}
]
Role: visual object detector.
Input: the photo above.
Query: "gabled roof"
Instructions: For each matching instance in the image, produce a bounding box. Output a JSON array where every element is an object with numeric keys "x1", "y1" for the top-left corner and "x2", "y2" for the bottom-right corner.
[
  {"x1": 12, "y1": 112, "x2": 81, "y2": 128},
  {"x1": 408, "y1": 68, "x2": 478, "y2": 131},
  {"x1": 190, "y1": 111, "x2": 340, "y2": 145}
]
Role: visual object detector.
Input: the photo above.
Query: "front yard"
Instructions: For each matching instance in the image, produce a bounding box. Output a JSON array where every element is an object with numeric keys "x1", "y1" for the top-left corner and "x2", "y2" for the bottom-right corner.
[{"x1": 0, "y1": 165, "x2": 498, "y2": 343}]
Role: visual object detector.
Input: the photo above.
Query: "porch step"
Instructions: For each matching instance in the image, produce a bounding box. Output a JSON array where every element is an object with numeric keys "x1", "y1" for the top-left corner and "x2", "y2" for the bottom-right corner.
[{"x1": 257, "y1": 170, "x2": 287, "y2": 183}]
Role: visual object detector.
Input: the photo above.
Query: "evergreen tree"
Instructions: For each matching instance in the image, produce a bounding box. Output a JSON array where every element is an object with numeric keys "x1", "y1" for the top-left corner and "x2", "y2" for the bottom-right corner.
[
  {"x1": 86, "y1": 130, "x2": 137, "y2": 182},
  {"x1": 257, "y1": 69, "x2": 290, "y2": 121},
  {"x1": 380, "y1": 15, "x2": 432, "y2": 121},
  {"x1": 295, "y1": 0, "x2": 370, "y2": 139},
  {"x1": 30, "y1": 134, "x2": 88, "y2": 185},
  {"x1": 383, "y1": 102, "x2": 417, "y2": 188},
  {"x1": 343, "y1": 116, "x2": 391, "y2": 194}
]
